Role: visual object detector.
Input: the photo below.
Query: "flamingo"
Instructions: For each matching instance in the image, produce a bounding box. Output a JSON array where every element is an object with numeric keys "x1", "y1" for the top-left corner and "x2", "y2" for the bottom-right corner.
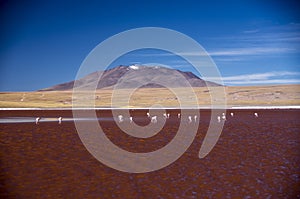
[
  {"x1": 151, "y1": 116, "x2": 157, "y2": 123},
  {"x1": 129, "y1": 116, "x2": 133, "y2": 123},
  {"x1": 118, "y1": 115, "x2": 124, "y2": 123},
  {"x1": 188, "y1": 116, "x2": 192, "y2": 123},
  {"x1": 163, "y1": 113, "x2": 170, "y2": 119},
  {"x1": 163, "y1": 113, "x2": 168, "y2": 119},
  {"x1": 254, "y1": 112, "x2": 258, "y2": 117},
  {"x1": 35, "y1": 117, "x2": 40, "y2": 125},
  {"x1": 194, "y1": 115, "x2": 197, "y2": 122},
  {"x1": 222, "y1": 113, "x2": 226, "y2": 121},
  {"x1": 58, "y1": 117, "x2": 62, "y2": 124},
  {"x1": 230, "y1": 112, "x2": 234, "y2": 117}
]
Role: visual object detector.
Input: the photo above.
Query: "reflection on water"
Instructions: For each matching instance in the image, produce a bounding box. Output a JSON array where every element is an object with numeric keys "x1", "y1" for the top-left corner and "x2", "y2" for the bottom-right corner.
[{"x1": 0, "y1": 117, "x2": 115, "y2": 123}]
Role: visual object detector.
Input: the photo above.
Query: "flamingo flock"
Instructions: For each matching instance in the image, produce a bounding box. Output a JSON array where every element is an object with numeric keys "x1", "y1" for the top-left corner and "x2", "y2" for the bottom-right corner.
[
  {"x1": 217, "y1": 112, "x2": 259, "y2": 123},
  {"x1": 34, "y1": 111, "x2": 260, "y2": 125},
  {"x1": 117, "y1": 112, "x2": 197, "y2": 124}
]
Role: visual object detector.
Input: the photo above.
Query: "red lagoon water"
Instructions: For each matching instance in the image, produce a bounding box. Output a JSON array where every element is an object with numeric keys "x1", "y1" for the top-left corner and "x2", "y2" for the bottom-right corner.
[{"x1": 0, "y1": 109, "x2": 299, "y2": 198}]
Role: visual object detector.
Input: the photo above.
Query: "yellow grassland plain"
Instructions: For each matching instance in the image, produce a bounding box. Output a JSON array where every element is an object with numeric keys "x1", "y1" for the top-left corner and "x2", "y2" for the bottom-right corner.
[{"x1": 0, "y1": 85, "x2": 299, "y2": 108}]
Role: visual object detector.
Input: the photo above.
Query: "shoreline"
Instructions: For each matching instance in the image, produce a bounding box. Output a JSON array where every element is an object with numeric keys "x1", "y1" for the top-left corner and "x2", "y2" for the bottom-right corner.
[{"x1": 1, "y1": 105, "x2": 300, "y2": 110}]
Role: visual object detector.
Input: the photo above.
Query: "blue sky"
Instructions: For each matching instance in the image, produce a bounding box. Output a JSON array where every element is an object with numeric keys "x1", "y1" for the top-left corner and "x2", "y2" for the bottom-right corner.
[{"x1": 0, "y1": 0, "x2": 300, "y2": 91}]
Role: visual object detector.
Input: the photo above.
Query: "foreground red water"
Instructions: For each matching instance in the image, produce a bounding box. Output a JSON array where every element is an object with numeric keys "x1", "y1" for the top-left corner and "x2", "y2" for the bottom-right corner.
[{"x1": 0, "y1": 109, "x2": 299, "y2": 198}]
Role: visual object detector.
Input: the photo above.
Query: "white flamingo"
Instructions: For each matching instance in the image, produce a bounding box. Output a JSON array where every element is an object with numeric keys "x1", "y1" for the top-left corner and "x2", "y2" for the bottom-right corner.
[
  {"x1": 35, "y1": 117, "x2": 40, "y2": 125},
  {"x1": 217, "y1": 116, "x2": 221, "y2": 123},
  {"x1": 194, "y1": 115, "x2": 197, "y2": 122},
  {"x1": 188, "y1": 116, "x2": 192, "y2": 123},
  {"x1": 163, "y1": 113, "x2": 170, "y2": 119},
  {"x1": 222, "y1": 113, "x2": 226, "y2": 121},
  {"x1": 58, "y1": 117, "x2": 62, "y2": 124},
  {"x1": 118, "y1": 115, "x2": 124, "y2": 123},
  {"x1": 254, "y1": 112, "x2": 258, "y2": 117},
  {"x1": 151, "y1": 116, "x2": 157, "y2": 123},
  {"x1": 163, "y1": 113, "x2": 168, "y2": 119}
]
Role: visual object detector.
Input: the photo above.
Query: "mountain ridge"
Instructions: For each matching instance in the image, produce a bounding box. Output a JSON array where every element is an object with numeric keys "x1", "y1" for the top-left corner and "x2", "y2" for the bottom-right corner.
[{"x1": 40, "y1": 65, "x2": 221, "y2": 91}]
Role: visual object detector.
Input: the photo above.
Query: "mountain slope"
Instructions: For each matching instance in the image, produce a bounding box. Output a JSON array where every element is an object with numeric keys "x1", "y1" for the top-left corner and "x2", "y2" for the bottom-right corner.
[{"x1": 40, "y1": 65, "x2": 221, "y2": 91}]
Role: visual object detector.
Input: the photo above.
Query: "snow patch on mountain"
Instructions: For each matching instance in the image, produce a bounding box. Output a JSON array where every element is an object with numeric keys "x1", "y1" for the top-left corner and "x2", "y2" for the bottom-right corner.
[{"x1": 129, "y1": 65, "x2": 139, "y2": 70}]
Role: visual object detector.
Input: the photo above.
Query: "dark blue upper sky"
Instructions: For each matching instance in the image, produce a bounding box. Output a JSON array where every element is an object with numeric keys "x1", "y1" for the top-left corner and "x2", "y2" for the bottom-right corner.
[{"x1": 1, "y1": 0, "x2": 300, "y2": 91}]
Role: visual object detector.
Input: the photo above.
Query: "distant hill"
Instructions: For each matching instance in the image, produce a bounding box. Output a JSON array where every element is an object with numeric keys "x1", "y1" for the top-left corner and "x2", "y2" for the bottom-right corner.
[{"x1": 40, "y1": 65, "x2": 221, "y2": 91}]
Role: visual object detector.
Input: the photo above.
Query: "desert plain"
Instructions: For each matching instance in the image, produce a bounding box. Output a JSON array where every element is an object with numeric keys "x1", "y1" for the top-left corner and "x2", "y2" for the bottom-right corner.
[{"x1": 0, "y1": 84, "x2": 299, "y2": 108}]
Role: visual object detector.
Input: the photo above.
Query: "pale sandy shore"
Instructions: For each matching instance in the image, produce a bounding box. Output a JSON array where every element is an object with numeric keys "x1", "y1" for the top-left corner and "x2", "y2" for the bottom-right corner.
[{"x1": 1, "y1": 105, "x2": 300, "y2": 110}]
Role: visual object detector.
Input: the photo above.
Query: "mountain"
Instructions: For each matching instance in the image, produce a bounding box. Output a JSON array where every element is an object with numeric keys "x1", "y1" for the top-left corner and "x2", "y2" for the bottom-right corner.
[{"x1": 40, "y1": 65, "x2": 221, "y2": 91}]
